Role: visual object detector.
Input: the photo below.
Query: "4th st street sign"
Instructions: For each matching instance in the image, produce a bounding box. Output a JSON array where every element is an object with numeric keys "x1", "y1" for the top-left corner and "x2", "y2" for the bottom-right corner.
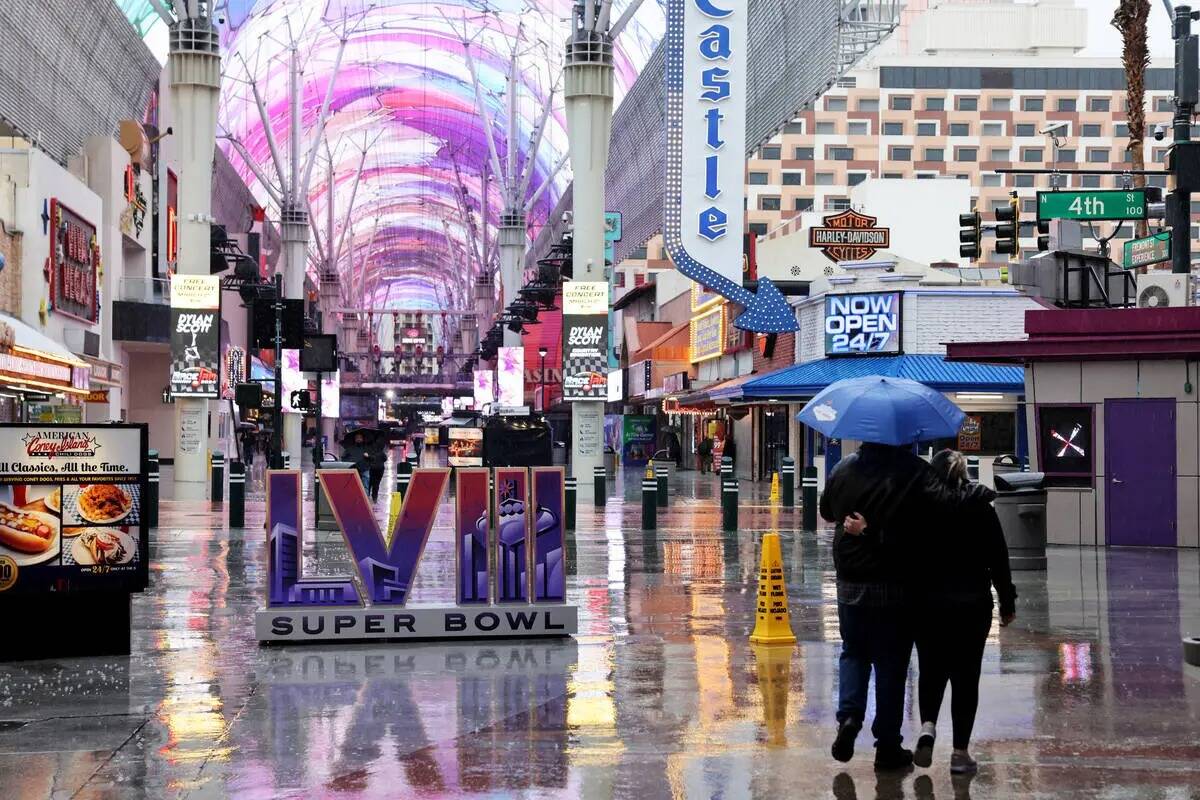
[{"x1": 1037, "y1": 190, "x2": 1147, "y2": 222}]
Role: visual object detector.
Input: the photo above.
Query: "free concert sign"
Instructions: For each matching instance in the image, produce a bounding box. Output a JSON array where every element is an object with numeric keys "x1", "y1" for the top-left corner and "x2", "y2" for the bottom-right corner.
[{"x1": 169, "y1": 275, "x2": 221, "y2": 398}]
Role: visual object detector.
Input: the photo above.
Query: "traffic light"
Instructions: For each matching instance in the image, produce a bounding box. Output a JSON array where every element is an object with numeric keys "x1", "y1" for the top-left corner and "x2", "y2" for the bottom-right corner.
[
  {"x1": 958, "y1": 210, "x2": 982, "y2": 260},
  {"x1": 994, "y1": 191, "x2": 1020, "y2": 258},
  {"x1": 1037, "y1": 219, "x2": 1051, "y2": 252}
]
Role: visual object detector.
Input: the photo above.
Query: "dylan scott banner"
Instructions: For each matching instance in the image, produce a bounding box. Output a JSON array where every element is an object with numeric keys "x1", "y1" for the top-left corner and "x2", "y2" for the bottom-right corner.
[{"x1": 257, "y1": 467, "x2": 573, "y2": 642}]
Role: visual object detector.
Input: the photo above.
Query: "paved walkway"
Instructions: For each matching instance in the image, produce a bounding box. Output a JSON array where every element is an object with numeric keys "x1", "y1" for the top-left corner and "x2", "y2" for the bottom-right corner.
[{"x1": 0, "y1": 465, "x2": 1197, "y2": 799}]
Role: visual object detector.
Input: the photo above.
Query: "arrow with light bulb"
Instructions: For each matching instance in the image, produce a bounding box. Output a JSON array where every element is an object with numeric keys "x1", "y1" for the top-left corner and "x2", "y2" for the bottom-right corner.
[{"x1": 660, "y1": 0, "x2": 797, "y2": 334}]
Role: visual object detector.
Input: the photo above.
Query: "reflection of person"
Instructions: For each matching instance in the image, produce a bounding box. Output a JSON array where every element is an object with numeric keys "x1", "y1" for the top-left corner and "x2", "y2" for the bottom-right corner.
[{"x1": 819, "y1": 442, "x2": 994, "y2": 771}]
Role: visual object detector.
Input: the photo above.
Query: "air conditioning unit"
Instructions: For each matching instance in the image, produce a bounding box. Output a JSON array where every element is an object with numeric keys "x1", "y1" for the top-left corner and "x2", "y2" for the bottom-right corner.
[{"x1": 1136, "y1": 272, "x2": 1190, "y2": 309}]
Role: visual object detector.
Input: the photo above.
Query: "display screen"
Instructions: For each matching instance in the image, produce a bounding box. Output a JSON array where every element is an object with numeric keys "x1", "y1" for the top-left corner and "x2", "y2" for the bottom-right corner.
[
  {"x1": 1037, "y1": 405, "x2": 1094, "y2": 483},
  {"x1": 497, "y1": 347, "x2": 524, "y2": 407},
  {"x1": 474, "y1": 370, "x2": 495, "y2": 408},
  {"x1": 448, "y1": 428, "x2": 483, "y2": 467},
  {"x1": 300, "y1": 334, "x2": 338, "y2": 372},
  {"x1": 824, "y1": 292, "x2": 902, "y2": 355},
  {"x1": 320, "y1": 373, "x2": 339, "y2": 419},
  {"x1": 340, "y1": 394, "x2": 377, "y2": 420},
  {"x1": 0, "y1": 425, "x2": 148, "y2": 595}
]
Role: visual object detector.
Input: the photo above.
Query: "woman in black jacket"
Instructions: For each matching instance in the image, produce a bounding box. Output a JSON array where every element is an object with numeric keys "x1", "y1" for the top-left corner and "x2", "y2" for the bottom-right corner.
[{"x1": 909, "y1": 450, "x2": 1017, "y2": 774}]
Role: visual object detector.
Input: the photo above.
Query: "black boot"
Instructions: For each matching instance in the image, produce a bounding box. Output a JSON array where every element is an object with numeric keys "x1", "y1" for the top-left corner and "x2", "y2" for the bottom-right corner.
[
  {"x1": 831, "y1": 718, "x2": 861, "y2": 762},
  {"x1": 874, "y1": 744, "x2": 914, "y2": 771}
]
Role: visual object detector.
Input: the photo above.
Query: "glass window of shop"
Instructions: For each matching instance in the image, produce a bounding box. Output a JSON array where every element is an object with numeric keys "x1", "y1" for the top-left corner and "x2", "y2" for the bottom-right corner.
[{"x1": 921, "y1": 411, "x2": 1017, "y2": 457}]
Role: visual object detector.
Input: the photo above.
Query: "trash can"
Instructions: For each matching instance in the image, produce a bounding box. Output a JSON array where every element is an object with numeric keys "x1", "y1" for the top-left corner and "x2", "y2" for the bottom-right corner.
[
  {"x1": 317, "y1": 460, "x2": 354, "y2": 530},
  {"x1": 993, "y1": 454, "x2": 1022, "y2": 478},
  {"x1": 993, "y1": 471, "x2": 1047, "y2": 571},
  {"x1": 604, "y1": 447, "x2": 617, "y2": 479}
]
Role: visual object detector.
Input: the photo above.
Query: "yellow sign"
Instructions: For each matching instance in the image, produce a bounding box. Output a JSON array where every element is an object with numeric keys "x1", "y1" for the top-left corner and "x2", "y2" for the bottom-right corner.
[
  {"x1": 562, "y1": 281, "x2": 609, "y2": 315},
  {"x1": 170, "y1": 274, "x2": 221, "y2": 309},
  {"x1": 0, "y1": 555, "x2": 17, "y2": 592},
  {"x1": 690, "y1": 305, "x2": 724, "y2": 363},
  {"x1": 752, "y1": 643, "x2": 792, "y2": 745},
  {"x1": 749, "y1": 532, "x2": 796, "y2": 645}
]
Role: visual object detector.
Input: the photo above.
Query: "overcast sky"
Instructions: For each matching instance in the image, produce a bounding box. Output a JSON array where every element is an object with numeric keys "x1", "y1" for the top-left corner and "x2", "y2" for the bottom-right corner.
[{"x1": 1080, "y1": 0, "x2": 1177, "y2": 59}]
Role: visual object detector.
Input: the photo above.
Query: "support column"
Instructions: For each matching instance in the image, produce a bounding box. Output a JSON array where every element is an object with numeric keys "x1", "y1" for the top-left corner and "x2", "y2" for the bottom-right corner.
[
  {"x1": 281, "y1": 205, "x2": 308, "y2": 466},
  {"x1": 564, "y1": 29, "x2": 614, "y2": 503},
  {"x1": 168, "y1": 18, "x2": 221, "y2": 500},
  {"x1": 498, "y1": 211, "x2": 526, "y2": 349}
]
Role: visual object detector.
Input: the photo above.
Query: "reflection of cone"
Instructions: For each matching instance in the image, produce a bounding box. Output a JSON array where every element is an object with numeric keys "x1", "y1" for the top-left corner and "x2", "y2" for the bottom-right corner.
[
  {"x1": 752, "y1": 643, "x2": 792, "y2": 745},
  {"x1": 769, "y1": 472, "x2": 780, "y2": 504},
  {"x1": 749, "y1": 532, "x2": 796, "y2": 644}
]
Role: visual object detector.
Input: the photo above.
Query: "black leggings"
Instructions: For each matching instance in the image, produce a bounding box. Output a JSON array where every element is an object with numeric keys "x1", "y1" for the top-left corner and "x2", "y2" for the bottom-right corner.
[{"x1": 915, "y1": 603, "x2": 992, "y2": 749}]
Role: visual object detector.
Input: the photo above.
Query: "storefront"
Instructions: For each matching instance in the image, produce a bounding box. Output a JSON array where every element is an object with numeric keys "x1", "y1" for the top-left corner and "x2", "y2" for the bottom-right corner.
[
  {"x1": 948, "y1": 306, "x2": 1200, "y2": 549},
  {"x1": 0, "y1": 315, "x2": 90, "y2": 422}
]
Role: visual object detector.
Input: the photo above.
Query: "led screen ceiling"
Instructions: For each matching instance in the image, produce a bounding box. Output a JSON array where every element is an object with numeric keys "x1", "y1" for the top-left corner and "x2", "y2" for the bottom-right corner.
[{"x1": 142, "y1": 0, "x2": 664, "y2": 312}]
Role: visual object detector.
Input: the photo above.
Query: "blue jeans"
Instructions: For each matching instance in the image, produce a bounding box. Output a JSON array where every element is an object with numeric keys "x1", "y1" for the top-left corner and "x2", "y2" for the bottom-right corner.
[{"x1": 836, "y1": 600, "x2": 914, "y2": 748}]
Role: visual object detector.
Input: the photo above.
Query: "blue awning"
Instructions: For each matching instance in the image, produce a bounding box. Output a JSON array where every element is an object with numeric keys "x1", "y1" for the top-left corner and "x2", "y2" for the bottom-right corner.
[{"x1": 741, "y1": 354, "x2": 1025, "y2": 398}]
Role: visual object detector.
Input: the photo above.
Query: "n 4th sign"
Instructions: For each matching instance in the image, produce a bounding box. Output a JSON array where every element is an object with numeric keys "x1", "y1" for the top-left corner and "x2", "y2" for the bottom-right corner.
[{"x1": 1037, "y1": 190, "x2": 1147, "y2": 222}]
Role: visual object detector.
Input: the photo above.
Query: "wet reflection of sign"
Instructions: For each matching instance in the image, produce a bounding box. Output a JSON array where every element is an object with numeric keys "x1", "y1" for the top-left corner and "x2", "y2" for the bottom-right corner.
[{"x1": 958, "y1": 416, "x2": 982, "y2": 452}]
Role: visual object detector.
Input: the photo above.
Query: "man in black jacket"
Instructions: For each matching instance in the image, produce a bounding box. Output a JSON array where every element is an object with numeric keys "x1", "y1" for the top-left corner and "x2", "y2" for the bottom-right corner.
[{"x1": 819, "y1": 442, "x2": 993, "y2": 770}]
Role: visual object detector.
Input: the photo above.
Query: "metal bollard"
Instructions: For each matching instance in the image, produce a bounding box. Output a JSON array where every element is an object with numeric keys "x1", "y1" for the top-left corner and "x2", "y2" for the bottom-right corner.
[
  {"x1": 781, "y1": 457, "x2": 796, "y2": 508},
  {"x1": 228, "y1": 460, "x2": 245, "y2": 528},
  {"x1": 720, "y1": 455, "x2": 733, "y2": 483},
  {"x1": 396, "y1": 457, "x2": 413, "y2": 503},
  {"x1": 802, "y1": 466, "x2": 819, "y2": 531},
  {"x1": 210, "y1": 451, "x2": 225, "y2": 503},
  {"x1": 565, "y1": 477, "x2": 577, "y2": 531},
  {"x1": 146, "y1": 449, "x2": 159, "y2": 529},
  {"x1": 283, "y1": 451, "x2": 291, "y2": 470},
  {"x1": 593, "y1": 465, "x2": 606, "y2": 507},
  {"x1": 655, "y1": 459, "x2": 669, "y2": 508},
  {"x1": 967, "y1": 455, "x2": 980, "y2": 482},
  {"x1": 642, "y1": 475, "x2": 657, "y2": 530},
  {"x1": 722, "y1": 479, "x2": 738, "y2": 532}
]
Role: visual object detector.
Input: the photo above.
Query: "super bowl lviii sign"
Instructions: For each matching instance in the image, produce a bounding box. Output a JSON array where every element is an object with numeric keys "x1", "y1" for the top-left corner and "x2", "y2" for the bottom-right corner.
[
  {"x1": 256, "y1": 467, "x2": 576, "y2": 642},
  {"x1": 825, "y1": 292, "x2": 902, "y2": 356}
]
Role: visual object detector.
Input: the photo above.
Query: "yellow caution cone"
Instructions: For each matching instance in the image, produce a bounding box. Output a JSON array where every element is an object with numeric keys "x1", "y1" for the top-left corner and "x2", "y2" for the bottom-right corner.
[
  {"x1": 749, "y1": 532, "x2": 796, "y2": 645},
  {"x1": 768, "y1": 471, "x2": 780, "y2": 504},
  {"x1": 645, "y1": 465, "x2": 655, "y2": 479},
  {"x1": 387, "y1": 489, "x2": 402, "y2": 533},
  {"x1": 752, "y1": 642, "x2": 792, "y2": 745}
]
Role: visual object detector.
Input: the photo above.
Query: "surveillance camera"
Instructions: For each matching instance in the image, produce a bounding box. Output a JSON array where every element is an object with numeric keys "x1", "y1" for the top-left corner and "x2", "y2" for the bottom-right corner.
[
  {"x1": 1039, "y1": 122, "x2": 1068, "y2": 136},
  {"x1": 1155, "y1": 123, "x2": 1167, "y2": 141}
]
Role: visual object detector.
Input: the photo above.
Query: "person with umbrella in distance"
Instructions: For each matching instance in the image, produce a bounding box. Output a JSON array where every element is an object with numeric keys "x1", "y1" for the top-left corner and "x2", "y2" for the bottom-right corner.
[
  {"x1": 342, "y1": 431, "x2": 371, "y2": 491},
  {"x1": 800, "y1": 376, "x2": 994, "y2": 771}
]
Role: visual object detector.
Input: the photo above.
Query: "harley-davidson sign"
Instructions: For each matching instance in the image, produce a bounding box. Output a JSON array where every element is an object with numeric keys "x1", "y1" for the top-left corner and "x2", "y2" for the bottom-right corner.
[{"x1": 808, "y1": 210, "x2": 890, "y2": 263}]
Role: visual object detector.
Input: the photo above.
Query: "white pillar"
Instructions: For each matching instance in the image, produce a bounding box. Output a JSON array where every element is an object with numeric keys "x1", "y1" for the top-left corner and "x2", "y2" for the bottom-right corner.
[
  {"x1": 168, "y1": 19, "x2": 221, "y2": 500},
  {"x1": 498, "y1": 211, "x2": 526, "y2": 349},
  {"x1": 281, "y1": 207, "x2": 307, "y2": 465},
  {"x1": 564, "y1": 32, "x2": 614, "y2": 501}
]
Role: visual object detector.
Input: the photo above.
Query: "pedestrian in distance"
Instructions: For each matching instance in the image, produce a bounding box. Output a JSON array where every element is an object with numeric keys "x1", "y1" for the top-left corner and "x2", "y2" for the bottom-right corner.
[
  {"x1": 846, "y1": 449, "x2": 1017, "y2": 775},
  {"x1": 820, "y1": 442, "x2": 993, "y2": 771},
  {"x1": 698, "y1": 436, "x2": 713, "y2": 473},
  {"x1": 367, "y1": 448, "x2": 386, "y2": 503}
]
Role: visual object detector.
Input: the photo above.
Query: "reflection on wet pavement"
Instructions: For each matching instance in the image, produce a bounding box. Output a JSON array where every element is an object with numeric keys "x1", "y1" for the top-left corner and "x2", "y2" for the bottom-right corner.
[{"x1": 1, "y1": 468, "x2": 1198, "y2": 799}]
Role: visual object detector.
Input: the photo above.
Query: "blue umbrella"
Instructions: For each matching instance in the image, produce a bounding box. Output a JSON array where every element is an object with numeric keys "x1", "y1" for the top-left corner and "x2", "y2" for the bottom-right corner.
[{"x1": 797, "y1": 376, "x2": 965, "y2": 446}]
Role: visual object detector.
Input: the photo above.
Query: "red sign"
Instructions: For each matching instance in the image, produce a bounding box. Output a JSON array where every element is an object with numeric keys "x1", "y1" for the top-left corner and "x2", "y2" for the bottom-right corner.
[
  {"x1": 21, "y1": 430, "x2": 101, "y2": 459},
  {"x1": 808, "y1": 209, "x2": 890, "y2": 263},
  {"x1": 49, "y1": 199, "x2": 98, "y2": 323}
]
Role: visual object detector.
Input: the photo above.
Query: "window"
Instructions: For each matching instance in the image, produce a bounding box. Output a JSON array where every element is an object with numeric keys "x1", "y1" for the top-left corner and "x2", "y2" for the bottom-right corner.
[
  {"x1": 949, "y1": 122, "x2": 970, "y2": 136},
  {"x1": 1081, "y1": 123, "x2": 1102, "y2": 137},
  {"x1": 955, "y1": 147, "x2": 977, "y2": 162},
  {"x1": 1087, "y1": 97, "x2": 1110, "y2": 112},
  {"x1": 1021, "y1": 198, "x2": 1037, "y2": 213},
  {"x1": 1079, "y1": 174, "x2": 1101, "y2": 188},
  {"x1": 848, "y1": 121, "x2": 870, "y2": 136},
  {"x1": 924, "y1": 148, "x2": 945, "y2": 162},
  {"x1": 989, "y1": 199, "x2": 1010, "y2": 212},
  {"x1": 1191, "y1": 124, "x2": 1200, "y2": 139},
  {"x1": 848, "y1": 172, "x2": 868, "y2": 186},
  {"x1": 827, "y1": 197, "x2": 851, "y2": 211},
  {"x1": 890, "y1": 96, "x2": 913, "y2": 110},
  {"x1": 1021, "y1": 147, "x2": 1044, "y2": 162},
  {"x1": 1014, "y1": 174, "x2": 1036, "y2": 187},
  {"x1": 1087, "y1": 148, "x2": 1110, "y2": 163},
  {"x1": 857, "y1": 98, "x2": 880, "y2": 112},
  {"x1": 837, "y1": 77, "x2": 857, "y2": 88},
  {"x1": 826, "y1": 96, "x2": 847, "y2": 111},
  {"x1": 783, "y1": 122, "x2": 805, "y2": 134},
  {"x1": 761, "y1": 145, "x2": 781, "y2": 160},
  {"x1": 982, "y1": 173, "x2": 1002, "y2": 187},
  {"x1": 615, "y1": 271, "x2": 626, "y2": 288},
  {"x1": 883, "y1": 121, "x2": 904, "y2": 135},
  {"x1": 1156, "y1": 97, "x2": 1174, "y2": 112},
  {"x1": 759, "y1": 196, "x2": 781, "y2": 211},
  {"x1": 889, "y1": 146, "x2": 912, "y2": 161},
  {"x1": 883, "y1": 172, "x2": 904, "y2": 179},
  {"x1": 1121, "y1": 148, "x2": 1134, "y2": 162},
  {"x1": 917, "y1": 122, "x2": 937, "y2": 136},
  {"x1": 749, "y1": 223, "x2": 769, "y2": 235},
  {"x1": 956, "y1": 96, "x2": 978, "y2": 111},
  {"x1": 1148, "y1": 174, "x2": 1169, "y2": 188},
  {"x1": 816, "y1": 121, "x2": 836, "y2": 134},
  {"x1": 982, "y1": 122, "x2": 1004, "y2": 137},
  {"x1": 916, "y1": 173, "x2": 937, "y2": 180},
  {"x1": 925, "y1": 96, "x2": 945, "y2": 110},
  {"x1": 1114, "y1": 123, "x2": 1130, "y2": 138},
  {"x1": 793, "y1": 197, "x2": 814, "y2": 212},
  {"x1": 793, "y1": 146, "x2": 814, "y2": 160},
  {"x1": 989, "y1": 97, "x2": 1011, "y2": 111},
  {"x1": 630, "y1": 246, "x2": 648, "y2": 259},
  {"x1": 989, "y1": 147, "x2": 1011, "y2": 161},
  {"x1": 814, "y1": 172, "x2": 836, "y2": 185},
  {"x1": 1055, "y1": 148, "x2": 1076, "y2": 163},
  {"x1": 782, "y1": 172, "x2": 804, "y2": 186},
  {"x1": 1056, "y1": 98, "x2": 1077, "y2": 112},
  {"x1": 1021, "y1": 97, "x2": 1044, "y2": 112},
  {"x1": 748, "y1": 172, "x2": 770, "y2": 185},
  {"x1": 828, "y1": 146, "x2": 855, "y2": 161},
  {"x1": 1014, "y1": 123, "x2": 1037, "y2": 137}
]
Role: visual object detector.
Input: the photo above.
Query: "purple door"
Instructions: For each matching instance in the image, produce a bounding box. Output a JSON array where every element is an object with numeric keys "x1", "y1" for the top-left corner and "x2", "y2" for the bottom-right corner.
[{"x1": 1105, "y1": 399, "x2": 1176, "y2": 547}]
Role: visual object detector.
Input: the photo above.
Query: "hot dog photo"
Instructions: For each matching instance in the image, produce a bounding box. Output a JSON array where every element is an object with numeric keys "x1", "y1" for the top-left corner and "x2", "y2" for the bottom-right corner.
[{"x1": 0, "y1": 484, "x2": 62, "y2": 567}]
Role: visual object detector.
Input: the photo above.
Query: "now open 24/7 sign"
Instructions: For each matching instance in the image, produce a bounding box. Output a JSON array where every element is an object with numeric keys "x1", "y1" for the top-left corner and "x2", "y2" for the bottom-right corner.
[{"x1": 1037, "y1": 190, "x2": 1147, "y2": 222}]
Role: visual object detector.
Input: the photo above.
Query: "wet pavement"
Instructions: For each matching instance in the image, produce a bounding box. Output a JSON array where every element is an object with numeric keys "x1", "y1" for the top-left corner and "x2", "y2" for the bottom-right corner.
[{"x1": 1, "y1": 466, "x2": 1198, "y2": 799}]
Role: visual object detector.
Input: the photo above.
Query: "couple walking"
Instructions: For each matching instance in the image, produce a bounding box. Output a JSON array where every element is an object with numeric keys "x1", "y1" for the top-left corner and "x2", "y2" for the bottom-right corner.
[{"x1": 819, "y1": 443, "x2": 1017, "y2": 773}]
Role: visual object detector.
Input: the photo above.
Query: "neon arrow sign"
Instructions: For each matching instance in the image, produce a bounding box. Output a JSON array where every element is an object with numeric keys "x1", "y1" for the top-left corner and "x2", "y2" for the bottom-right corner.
[{"x1": 663, "y1": 0, "x2": 798, "y2": 334}]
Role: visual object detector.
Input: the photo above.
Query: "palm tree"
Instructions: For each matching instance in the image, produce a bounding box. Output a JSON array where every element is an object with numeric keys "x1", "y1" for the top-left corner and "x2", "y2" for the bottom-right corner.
[{"x1": 1113, "y1": 0, "x2": 1152, "y2": 240}]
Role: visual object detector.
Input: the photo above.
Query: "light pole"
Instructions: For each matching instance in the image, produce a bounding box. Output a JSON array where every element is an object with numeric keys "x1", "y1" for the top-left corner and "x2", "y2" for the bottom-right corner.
[{"x1": 539, "y1": 346, "x2": 548, "y2": 412}]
